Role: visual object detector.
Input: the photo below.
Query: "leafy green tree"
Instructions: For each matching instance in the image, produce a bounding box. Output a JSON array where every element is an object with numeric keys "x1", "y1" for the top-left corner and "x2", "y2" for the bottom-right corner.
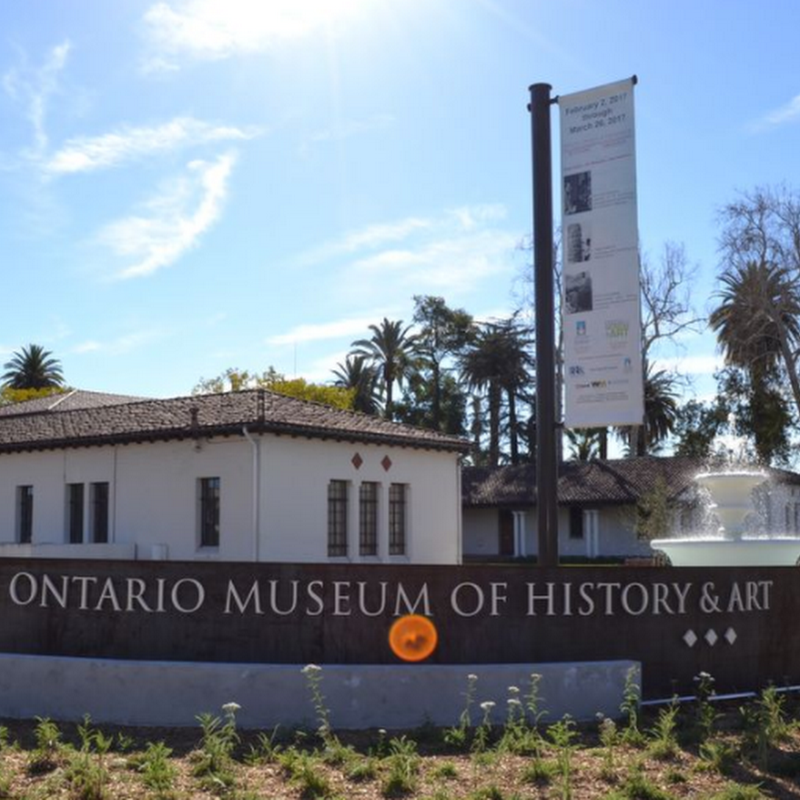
[
  {"x1": 393, "y1": 372, "x2": 468, "y2": 435},
  {"x1": 411, "y1": 295, "x2": 475, "y2": 431},
  {"x1": 672, "y1": 398, "x2": 728, "y2": 459},
  {"x1": 635, "y1": 476, "x2": 674, "y2": 541},
  {"x1": 2, "y1": 344, "x2": 64, "y2": 390},
  {"x1": 193, "y1": 366, "x2": 354, "y2": 410},
  {"x1": 715, "y1": 366, "x2": 793, "y2": 466},
  {"x1": 331, "y1": 355, "x2": 381, "y2": 415},
  {"x1": 351, "y1": 318, "x2": 420, "y2": 420}
]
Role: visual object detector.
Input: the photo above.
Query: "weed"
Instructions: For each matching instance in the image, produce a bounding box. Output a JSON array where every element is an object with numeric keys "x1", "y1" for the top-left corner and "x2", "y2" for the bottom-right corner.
[
  {"x1": 694, "y1": 671, "x2": 718, "y2": 744},
  {"x1": 597, "y1": 713, "x2": 620, "y2": 781},
  {"x1": 64, "y1": 750, "x2": 111, "y2": 800},
  {"x1": 620, "y1": 665, "x2": 645, "y2": 746},
  {"x1": 286, "y1": 752, "x2": 332, "y2": 798},
  {"x1": 698, "y1": 739, "x2": 738, "y2": 775},
  {"x1": 28, "y1": 717, "x2": 65, "y2": 774},
  {"x1": 430, "y1": 760, "x2": 458, "y2": 779},
  {"x1": 347, "y1": 755, "x2": 378, "y2": 782},
  {"x1": 192, "y1": 702, "x2": 241, "y2": 793},
  {"x1": 444, "y1": 673, "x2": 477, "y2": 749},
  {"x1": 707, "y1": 784, "x2": 767, "y2": 799},
  {"x1": 548, "y1": 716, "x2": 578, "y2": 799},
  {"x1": 467, "y1": 786, "x2": 505, "y2": 800},
  {"x1": 302, "y1": 664, "x2": 334, "y2": 745},
  {"x1": 471, "y1": 701, "x2": 495, "y2": 753},
  {"x1": 612, "y1": 763, "x2": 676, "y2": 799},
  {"x1": 133, "y1": 741, "x2": 178, "y2": 795},
  {"x1": 381, "y1": 735, "x2": 420, "y2": 797},
  {"x1": 647, "y1": 698, "x2": 681, "y2": 760},
  {"x1": 520, "y1": 757, "x2": 557, "y2": 785},
  {"x1": 244, "y1": 726, "x2": 283, "y2": 765}
]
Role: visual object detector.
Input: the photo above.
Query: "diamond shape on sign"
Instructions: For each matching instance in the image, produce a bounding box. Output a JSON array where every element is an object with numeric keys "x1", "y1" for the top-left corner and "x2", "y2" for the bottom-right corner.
[
  {"x1": 724, "y1": 627, "x2": 737, "y2": 645},
  {"x1": 352, "y1": 453, "x2": 363, "y2": 469},
  {"x1": 683, "y1": 630, "x2": 697, "y2": 648},
  {"x1": 705, "y1": 629, "x2": 718, "y2": 647},
  {"x1": 382, "y1": 455, "x2": 392, "y2": 471}
]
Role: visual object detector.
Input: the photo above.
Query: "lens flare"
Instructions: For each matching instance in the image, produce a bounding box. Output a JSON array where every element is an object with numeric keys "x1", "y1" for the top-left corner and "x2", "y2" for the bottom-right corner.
[{"x1": 389, "y1": 614, "x2": 438, "y2": 662}]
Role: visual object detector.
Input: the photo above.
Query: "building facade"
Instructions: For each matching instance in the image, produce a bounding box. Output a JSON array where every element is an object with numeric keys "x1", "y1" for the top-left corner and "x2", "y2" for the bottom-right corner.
[{"x1": 0, "y1": 390, "x2": 468, "y2": 564}]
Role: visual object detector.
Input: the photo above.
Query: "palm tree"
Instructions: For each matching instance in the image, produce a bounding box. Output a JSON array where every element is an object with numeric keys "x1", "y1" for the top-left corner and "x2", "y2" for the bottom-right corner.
[
  {"x1": 351, "y1": 319, "x2": 419, "y2": 420},
  {"x1": 565, "y1": 428, "x2": 602, "y2": 461},
  {"x1": 331, "y1": 355, "x2": 381, "y2": 415},
  {"x1": 709, "y1": 260, "x2": 800, "y2": 419},
  {"x1": 2, "y1": 344, "x2": 64, "y2": 390},
  {"x1": 623, "y1": 363, "x2": 679, "y2": 456},
  {"x1": 461, "y1": 319, "x2": 532, "y2": 466}
]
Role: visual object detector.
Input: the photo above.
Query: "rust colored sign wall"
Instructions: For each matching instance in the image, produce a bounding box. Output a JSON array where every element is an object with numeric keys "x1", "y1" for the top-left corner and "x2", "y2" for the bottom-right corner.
[{"x1": 0, "y1": 559, "x2": 796, "y2": 699}]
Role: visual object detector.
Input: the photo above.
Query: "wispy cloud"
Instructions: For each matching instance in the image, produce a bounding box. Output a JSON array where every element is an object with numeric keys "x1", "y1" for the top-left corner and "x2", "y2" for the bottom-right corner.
[
  {"x1": 653, "y1": 354, "x2": 723, "y2": 377},
  {"x1": 45, "y1": 117, "x2": 259, "y2": 175},
  {"x1": 266, "y1": 315, "x2": 389, "y2": 346},
  {"x1": 72, "y1": 329, "x2": 162, "y2": 355},
  {"x1": 297, "y1": 204, "x2": 508, "y2": 267},
  {"x1": 142, "y1": 0, "x2": 368, "y2": 71},
  {"x1": 296, "y1": 204, "x2": 515, "y2": 301},
  {"x1": 347, "y1": 228, "x2": 518, "y2": 293},
  {"x1": 2, "y1": 40, "x2": 71, "y2": 156},
  {"x1": 750, "y1": 92, "x2": 800, "y2": 132},
  {"x1": 96, "y1": 152, "x2": 236, "y2": 279},
  {"x1": 300, "y1": 113, "x2": 394, "y2": 153}
]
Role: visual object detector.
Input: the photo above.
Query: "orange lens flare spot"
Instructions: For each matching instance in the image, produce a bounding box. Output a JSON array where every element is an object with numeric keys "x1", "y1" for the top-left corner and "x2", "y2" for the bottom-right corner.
[{"x1": 389, "y1": 614, "x2": 438, "y2": 662}]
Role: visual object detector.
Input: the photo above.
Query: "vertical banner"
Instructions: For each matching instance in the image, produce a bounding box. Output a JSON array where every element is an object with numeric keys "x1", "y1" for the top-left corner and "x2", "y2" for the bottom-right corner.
[{"x1": 559, "y1": 78, "x2": 644, "y2": 428}]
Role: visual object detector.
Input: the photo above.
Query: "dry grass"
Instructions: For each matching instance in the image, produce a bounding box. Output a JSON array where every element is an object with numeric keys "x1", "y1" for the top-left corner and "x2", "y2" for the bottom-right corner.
[{"x1": 0, "y1": 694, "x2": 799, "y2": 799}]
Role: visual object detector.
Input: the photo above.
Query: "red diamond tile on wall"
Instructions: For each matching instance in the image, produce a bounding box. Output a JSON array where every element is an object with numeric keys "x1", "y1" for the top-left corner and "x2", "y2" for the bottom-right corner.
[
  {"x1": 351, "y1": 453, "x2": 363, "y2": 469},
  {"x1": 381, "y1": 455, "x2": 392, "y2": 471}
]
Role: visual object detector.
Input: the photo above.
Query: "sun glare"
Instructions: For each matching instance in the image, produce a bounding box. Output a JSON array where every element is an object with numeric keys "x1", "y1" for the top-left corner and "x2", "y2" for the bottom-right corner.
[{"x1": 173, "y1": 0, "x2": 373, "y2": 52}]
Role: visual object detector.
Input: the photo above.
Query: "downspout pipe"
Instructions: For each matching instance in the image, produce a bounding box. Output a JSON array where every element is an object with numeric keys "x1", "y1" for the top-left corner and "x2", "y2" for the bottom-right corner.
[{"x1": 242, "y1": 426, "x2": 260, "y2": 562}]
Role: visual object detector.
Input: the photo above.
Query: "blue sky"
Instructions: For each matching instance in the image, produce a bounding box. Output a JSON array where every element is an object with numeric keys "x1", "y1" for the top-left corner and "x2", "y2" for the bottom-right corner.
[{"x1": 1, "y1": 0, "x2": 799, "y2": 402}]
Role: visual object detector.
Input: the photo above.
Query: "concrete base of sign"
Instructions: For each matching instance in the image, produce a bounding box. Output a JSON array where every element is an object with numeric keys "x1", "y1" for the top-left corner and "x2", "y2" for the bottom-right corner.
[{"x1": 0, "y1": 654, "x2": 637, "y2": 729}]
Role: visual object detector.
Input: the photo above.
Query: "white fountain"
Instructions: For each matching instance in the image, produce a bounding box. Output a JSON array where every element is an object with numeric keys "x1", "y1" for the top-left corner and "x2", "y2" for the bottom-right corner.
[{"x1": 651, "y1": 422, "x2": 800, "y2": 566}]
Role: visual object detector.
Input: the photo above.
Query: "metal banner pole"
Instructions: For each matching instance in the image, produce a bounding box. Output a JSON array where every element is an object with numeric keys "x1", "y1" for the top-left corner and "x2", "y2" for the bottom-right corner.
[{"x1": 529, "y1": 82, "x2": 559, "y2": 567}]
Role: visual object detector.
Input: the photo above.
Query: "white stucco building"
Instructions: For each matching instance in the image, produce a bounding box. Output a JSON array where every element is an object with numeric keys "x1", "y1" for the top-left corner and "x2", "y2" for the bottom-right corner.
[{"x1": 0, "y1": 389, "x2": 468, "y2": 564}]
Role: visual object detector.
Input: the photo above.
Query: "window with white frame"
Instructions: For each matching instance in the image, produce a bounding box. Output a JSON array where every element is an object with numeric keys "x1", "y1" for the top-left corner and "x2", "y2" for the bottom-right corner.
[
  {"x1": 90, "y1": 482, "x2": 110, "y2": 544},
  {"x1": 359, "y1": 482, "x2": 379, "y2": 556},
  {"x1": 67, "y1": 483, "x2": 84, "y2": 544},
  {"x1": 17, "y1": 485, "x2": 33, "y2": 544},
  {"x1": 198, "y1": 477, "x2": 220, "y2": 548},
  {"x1": 389, "y1": 483, "x2": 407, "y2": 556},
  {"x1": 328, "y1": 480, "x2": 348, "y2": 557}
]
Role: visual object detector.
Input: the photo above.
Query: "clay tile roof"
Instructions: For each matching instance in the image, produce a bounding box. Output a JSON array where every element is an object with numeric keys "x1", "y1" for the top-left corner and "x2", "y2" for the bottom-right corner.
[
  {"x1": 462, "y1": 457, "x2": 800, "y2": 507},
  {"x1": 0, "y1": 389, "x2": 469, "y2": 454}
]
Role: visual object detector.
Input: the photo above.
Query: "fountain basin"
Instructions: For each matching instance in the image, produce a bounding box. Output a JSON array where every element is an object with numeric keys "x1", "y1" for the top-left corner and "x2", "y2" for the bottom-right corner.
[{"x1": 651, "y1": 537, "x2": 800, "y2": 567}]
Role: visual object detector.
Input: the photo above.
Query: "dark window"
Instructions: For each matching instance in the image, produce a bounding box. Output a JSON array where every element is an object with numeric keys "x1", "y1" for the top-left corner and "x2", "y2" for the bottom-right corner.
[
  {"x1": 199, "y1": 477, "x2": 220, "y2": 548},
  {"x1": 328, "y1": 480, "x2": 348, "y2": 557},
  {"x1": 389, "y1": 483, "x2": 407, "y2": 555},
  {"x1": 17, "y1": 486, "x2": 33, "y2": 544},
  {"x1": 91, "y1": 482, "x2": 109, "y2": 544},
  {"x1": 569, "y1": 506, "x2": 584, "y2": 539},
  {"x1": 67, "y1": 483, "x2": 84, "y2": 544},
  {"x1": 359, "y1": 482, "x2": 379, "y2": 556}
]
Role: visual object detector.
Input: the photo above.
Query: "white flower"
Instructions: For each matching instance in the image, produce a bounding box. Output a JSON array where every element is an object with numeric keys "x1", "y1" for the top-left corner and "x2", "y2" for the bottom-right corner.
[
  {"x1": 222, "y1": 702, "x2": 241, "y2": 714},
  {"x1": 508, "y1": 686, "x2": 520, "y2": 695},
  {"x1": 467, "y1": 673, "x2": 478, "y2": 682},
  {"x1": 507, "y1": 698, "x2": 521, "y2": 707},
  {"x1": 479, "y1": 701, "x2": 496, "y2": 712},
  {"x1": 302, "y1": 664, "x2": 322, "y2": 674}
]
